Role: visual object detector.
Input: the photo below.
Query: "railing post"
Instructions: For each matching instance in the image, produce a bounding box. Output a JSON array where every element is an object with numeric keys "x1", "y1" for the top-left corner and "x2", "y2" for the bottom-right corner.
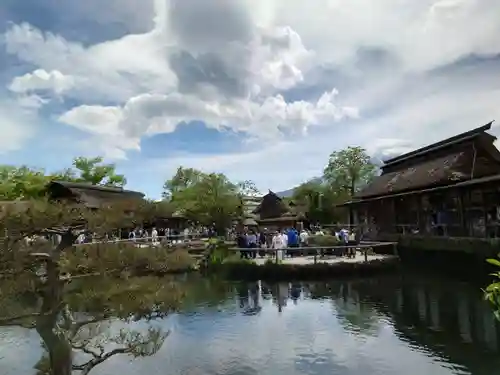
[
  {"x1": 364, "y1": 248, "x2": 368, "y2": 262},
  {"x1": 314, "y1": 252, "x2": 317, "y2": 264},
  {"x1": 275, "y1": 249, "x2": 278, "y2": 264}
]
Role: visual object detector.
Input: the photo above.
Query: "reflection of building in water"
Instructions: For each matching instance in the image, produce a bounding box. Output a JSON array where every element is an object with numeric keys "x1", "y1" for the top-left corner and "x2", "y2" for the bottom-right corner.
[
  {"x1": 395, "y1": 280, "x2": 500, "y2": 353},
  {"x1": 482, "y1": 304, "x2": 497, "y2": 350},
  {"x1": 417, "y1": 288, "x2": 427, "y2": 322},
  {"x1": 429, "y1": 290, "x2": 440, "y2": 331},
  {"x1": 257, "y1": 278, "x2": 500, "y2": 374},
  {"x1": 395, "y1": 289, "x2": 403, "y2": 314},
  {"x1": 457, "y1": 296, "x2": 472, "y2": 343}
]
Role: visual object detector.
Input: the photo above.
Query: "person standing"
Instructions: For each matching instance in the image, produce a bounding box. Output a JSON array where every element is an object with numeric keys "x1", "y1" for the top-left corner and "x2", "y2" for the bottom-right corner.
[
  {"x1": 339, "y1": 228, "x2": 349, "y2": 257},
  {"x1": 287, "y1": 228, "x2": 299, "y2": 257},
  {"x1": 299, "y1": 229, "x2": 309, "y2": 255},
  {"x1": 258, "y1": 230, "x2": 267, "y2": 258},
  {"x1": 246, "y1": 230, "x2": 258, "y2": 259},
  {"x1": 151, "y1": 227, "x2": 158, "y2": 245},
  {"x1": 236, "y1": 231, "x2": 248, "y2": 259},
  {"x1": 272, "y1": 230, "x2": 286, "y2": 261}
]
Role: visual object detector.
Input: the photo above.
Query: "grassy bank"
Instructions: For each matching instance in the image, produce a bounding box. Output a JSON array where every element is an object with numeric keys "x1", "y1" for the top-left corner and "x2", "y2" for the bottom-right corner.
[{"x1": 62, "y1": 243, "x2": 197, "y2": 276}]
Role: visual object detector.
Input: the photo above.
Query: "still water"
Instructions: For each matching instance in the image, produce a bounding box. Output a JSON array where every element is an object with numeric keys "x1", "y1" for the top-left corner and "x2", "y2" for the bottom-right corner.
[{"x1": 2, "y1": 274, "x2": 500, "y2": 375}]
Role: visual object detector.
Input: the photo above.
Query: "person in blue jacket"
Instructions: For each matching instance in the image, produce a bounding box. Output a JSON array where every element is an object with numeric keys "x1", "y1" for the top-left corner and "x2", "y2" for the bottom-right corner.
[{"x1": 287, "y1": 227, "x2": 299, "y2": 257}]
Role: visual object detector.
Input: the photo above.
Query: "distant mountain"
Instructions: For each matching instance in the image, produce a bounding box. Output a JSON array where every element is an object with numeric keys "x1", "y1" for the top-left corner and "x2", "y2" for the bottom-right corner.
[
  {"x1": 275, "y1": 177, "x2": 323, "y2": 198},
  {"x1": 274, "y1": 188, "x2": 295, "y2": 198}
]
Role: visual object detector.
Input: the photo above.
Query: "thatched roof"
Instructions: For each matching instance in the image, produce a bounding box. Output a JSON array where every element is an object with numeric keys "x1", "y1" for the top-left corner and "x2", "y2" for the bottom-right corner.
[
  {"x1": 338, "y1": 172, "x2": 500, "y2": 207},
  {"x1": 47, "y1": 181, "x2": 144, "y2": 208},
  {"x1": 356, "y1": 121, "x2": 500, "y2": 199},
  {"x1": 356, "y1": 151, "x2": 469, "y2": 198},
  {"x1": 381, "y1": 121, "x2": 495, "y2": 173},
  {"x1": 242, "y1": 218, "x2": 259, "y2": 226}
]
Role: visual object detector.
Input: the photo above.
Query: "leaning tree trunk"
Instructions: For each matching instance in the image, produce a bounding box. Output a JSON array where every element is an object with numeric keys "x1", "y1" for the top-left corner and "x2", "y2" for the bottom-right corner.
[{"x1": 35, "y1": 232, "x2": 75, "y2": 375}]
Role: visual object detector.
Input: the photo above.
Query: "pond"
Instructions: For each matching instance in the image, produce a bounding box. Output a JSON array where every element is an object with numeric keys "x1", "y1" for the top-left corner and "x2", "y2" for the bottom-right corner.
[{"x1": 1, "y1": 273, "x2": 500, "y2": 375}]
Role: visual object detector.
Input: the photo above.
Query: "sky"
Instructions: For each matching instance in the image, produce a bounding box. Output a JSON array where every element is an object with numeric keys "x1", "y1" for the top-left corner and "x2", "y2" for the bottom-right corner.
[{"x1": 1, "y1": 0, "x2": 500, "y2": 199}]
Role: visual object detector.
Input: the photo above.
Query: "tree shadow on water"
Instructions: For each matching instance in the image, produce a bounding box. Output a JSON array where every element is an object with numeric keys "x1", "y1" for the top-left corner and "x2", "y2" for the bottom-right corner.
[{"x1": 1, "y1": 274, "x2": 184, "y2": 375}]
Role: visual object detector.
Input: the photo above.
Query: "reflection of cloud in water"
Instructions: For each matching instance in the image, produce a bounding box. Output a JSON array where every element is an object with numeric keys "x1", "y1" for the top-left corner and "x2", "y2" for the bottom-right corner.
[{"x1": 0, "y1": 327, "x2": 42, "y2": 374}]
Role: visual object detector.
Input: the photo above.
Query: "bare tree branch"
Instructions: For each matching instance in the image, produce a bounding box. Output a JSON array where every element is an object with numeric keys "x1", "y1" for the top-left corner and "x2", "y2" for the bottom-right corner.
[{"x1": 73, "y1": 347, "x2": 130, "y2": 374}]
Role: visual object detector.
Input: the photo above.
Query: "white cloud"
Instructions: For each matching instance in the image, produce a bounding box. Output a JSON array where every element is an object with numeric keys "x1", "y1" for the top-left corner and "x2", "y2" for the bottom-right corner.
[
  {"x1": 8, "y1": 69, "x2": 76, "y2": 95},
  {"x1": 2, "y1": 0, "x2": 500, "y2": 194},
  {"x1": 2, "y1": 1, "x2": 357, "y2": 156},
  {"x1": 0, "y1": 101, "x2": 37, "y2": 154},
  {"x1": 58, "y1": 89, "x2": 357, "y2": 147}
]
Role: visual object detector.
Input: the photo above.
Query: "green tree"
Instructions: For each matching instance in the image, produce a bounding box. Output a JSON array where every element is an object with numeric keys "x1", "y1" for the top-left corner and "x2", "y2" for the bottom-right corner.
[
  {"x1": 323, "y1": 146, "x2": 377, "y2": 197},
  {"x1": 162, "y1": 166, "x2": 204, "y2": 199},
  {"x1": 0, "y1": 166, "x2": 50, "y2": 200},
  {"x1": 0, "y1": 157, "x2": 126, "y2": 201},
  {"x1": 72, "y1": 157, "x2": 126, "y2": 186},
  {"x1": 293, "y1": 179, "x2": 350, "y2": 224},
  {"x1": 163, "y1": 167, "x2": 257, "y2": 232},
  {"x1": 0, "y1": 199, "x2": 183, "y2": 375}
]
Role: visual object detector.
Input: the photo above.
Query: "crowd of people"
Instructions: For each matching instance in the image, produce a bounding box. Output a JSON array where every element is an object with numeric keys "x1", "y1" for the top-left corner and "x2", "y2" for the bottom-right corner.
[
  {"x1": 235, "y1": 227, "x2": 314, "y2": 260},
  {"x1": 234, "y1": 226, "x2": 362, "y2": 260}
]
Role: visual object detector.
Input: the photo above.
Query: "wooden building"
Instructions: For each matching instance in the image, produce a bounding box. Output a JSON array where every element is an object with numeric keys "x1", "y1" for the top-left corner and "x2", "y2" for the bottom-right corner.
[
  {"x1": 46, "y1": 181, "x2": 145, "y2": 208},
  {"x1": 46, "y1": 181, "x2": 189, "y2": 234},
  {"x1": 341, "y1": 121, "x2": 500, "y2": 245},
  {"x1": 253, "y1": 191, "x2": 306, "y2": 230}
]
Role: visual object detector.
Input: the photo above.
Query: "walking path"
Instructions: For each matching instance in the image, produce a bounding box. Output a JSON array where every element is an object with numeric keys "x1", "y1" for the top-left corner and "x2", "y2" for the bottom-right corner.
[{"x1": 254, "y1": 253, "x2": 396, "y2": 266}]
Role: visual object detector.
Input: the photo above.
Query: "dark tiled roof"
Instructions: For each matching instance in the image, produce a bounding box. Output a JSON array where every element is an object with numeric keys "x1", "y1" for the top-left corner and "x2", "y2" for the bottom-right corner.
[{"x1": 355, "y1": 151, "x2": 469, "y2": 199}]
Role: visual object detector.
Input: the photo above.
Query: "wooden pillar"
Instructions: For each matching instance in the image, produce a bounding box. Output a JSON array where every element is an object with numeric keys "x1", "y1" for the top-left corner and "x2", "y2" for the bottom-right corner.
[
  {"x1": 391, "y1": 198, "x2": 397, "y2": 233},
  {"x1": 416, "y1": 195, "x2": 424, "y2": 233},
  {"x1": 481, "y1": 190, "x2": 488, "y2": 238},
  {"x1": 457, "y1": 189, "x2": 467, "y2": 236}
]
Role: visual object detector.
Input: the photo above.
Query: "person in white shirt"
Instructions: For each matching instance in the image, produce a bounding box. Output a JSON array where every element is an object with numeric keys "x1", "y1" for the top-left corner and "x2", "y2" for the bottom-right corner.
[
  {"x1": 129, "y1": 230, "x2": 136, "y2": 242},
  {"x1": 280, "y1": 230, "x2": 288, "y2": 258},
  {"x1": 272, "y1": 231, "x2": 286, "y2": 260},
  {"x1": 299, "y1": 229, "x2": 309, "y2": 246},
  {"x1": 151, "y1": 227, "x2": 158, "y2": 245},
  {"x1": 76, "y1": 233, "x2": 85, "y2": 244},
  {"x1": 315, "y1": 228, "x2": 325, "y2": 236}
]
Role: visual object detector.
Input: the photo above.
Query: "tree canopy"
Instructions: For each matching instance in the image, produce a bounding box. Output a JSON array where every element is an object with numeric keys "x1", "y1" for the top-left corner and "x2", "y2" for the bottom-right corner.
[
  {"x1": 0, "y1": 156, "x2": 126, "y2": 201},
  {"x1": 292, "y1": 178, "x2": 350, "y2": 223},
  {"x1": 162, "y1": 167, "x2": 258, "y2": 231},
  {"x1": 323, "y1": 146, "x2": 377, "y2": 197}
]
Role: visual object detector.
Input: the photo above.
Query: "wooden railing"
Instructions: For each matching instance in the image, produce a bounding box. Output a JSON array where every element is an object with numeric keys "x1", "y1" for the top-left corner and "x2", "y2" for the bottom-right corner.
[
  {"x1": 227, "y1": 242, "x2": 397, "y2": 264},
  {"x1": 74, "y1": 233, "x2": 208, "y2": 246}
]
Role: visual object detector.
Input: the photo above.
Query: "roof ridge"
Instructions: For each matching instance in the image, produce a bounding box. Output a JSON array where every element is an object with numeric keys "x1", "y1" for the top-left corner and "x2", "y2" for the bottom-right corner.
[{"x1": 383, "y1": 121, "x2": 494, "y2": 168}]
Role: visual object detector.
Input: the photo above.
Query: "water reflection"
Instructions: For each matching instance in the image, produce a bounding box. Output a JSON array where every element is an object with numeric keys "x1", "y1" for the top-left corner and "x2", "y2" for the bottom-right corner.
[{"x1": 2, "y1": 274, "x2": 500, "y2": 375}]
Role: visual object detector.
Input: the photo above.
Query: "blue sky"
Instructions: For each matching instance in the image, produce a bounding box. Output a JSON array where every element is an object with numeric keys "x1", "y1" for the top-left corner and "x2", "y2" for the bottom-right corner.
[{"x1": 1, "y1": 0, "x2": 500, "y2": 199}]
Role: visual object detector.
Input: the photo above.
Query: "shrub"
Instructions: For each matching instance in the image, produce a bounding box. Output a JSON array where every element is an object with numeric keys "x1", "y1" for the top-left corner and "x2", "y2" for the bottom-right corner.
[
  {"x1": 62, "y1": 243, "x2": 196, "y2": 275},
  {"x1": 308, "y1": 235, "x2": 341, "y2": 247}
]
